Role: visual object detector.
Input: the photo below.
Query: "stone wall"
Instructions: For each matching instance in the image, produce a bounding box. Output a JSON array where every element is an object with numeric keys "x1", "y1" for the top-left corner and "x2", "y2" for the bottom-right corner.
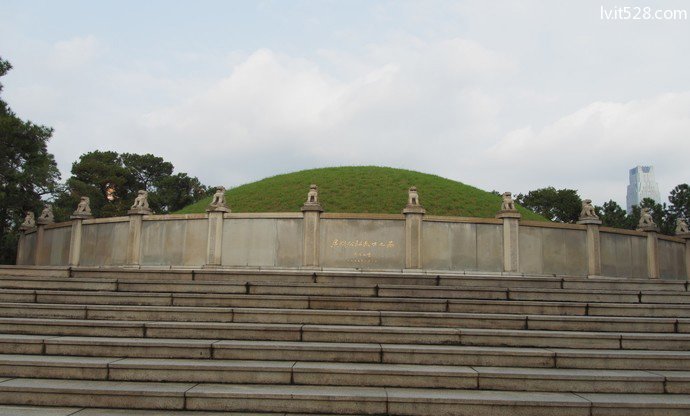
[{"x1": 15, "y1": 210, "x2": 690, "y2": 279}]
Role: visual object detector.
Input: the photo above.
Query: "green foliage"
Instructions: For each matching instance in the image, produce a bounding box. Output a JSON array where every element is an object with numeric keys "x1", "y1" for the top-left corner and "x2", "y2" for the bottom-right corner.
[
  {"x1": 669, "y1": 184, "x2": 690, "y2": 221},
  {"x1": 597, "y1": 200, "x2": 631, "y2": 229},
  {"x1": 176, "y1": 166, "x2": 546, "y2": 220},
  {"x1": 515, "y1": 187, "x2": 582, "y2": 223},
  {"x1": 54, "y1": 151, "x2": 208, "y2": 218},
  {"x1": 0, "y1": 57, "x2": 61, "y2": 263}
]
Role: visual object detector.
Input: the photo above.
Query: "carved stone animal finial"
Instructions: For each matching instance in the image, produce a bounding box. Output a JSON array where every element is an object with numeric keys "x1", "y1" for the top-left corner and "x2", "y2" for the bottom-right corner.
[
  {"x1": 129, "y1": 190, "x2": 151, "y2": 214},
  {"x1": 676, "y1": 218, "x2": 689, "y2": 235},
  {"x1": 403, "y1": 186, "x2": 425, "y2": 214},
  {"x1": 20, "y1": 211, "x2": 35, "y2": 231},
  {"x1": 206, "y1": 186, "x2": 229, "y2": 212},
  {"x1": 501, "y1": 192, "x2": 516, "y2": 212},
  {"x1": 301, "y1": 184, "x2": 323, "y2": 212},
  {"x1": 408, "y1": 186, "x2": 420, "y2": 206},
  {"x1": 638, "y1": 208, "x2": 656, "y2": 229},
  {"x1": 306, "y1": 185, "x2": 319, "y2": 205},
  {"x1": 38, "y1": 204, "x2": 54, "y2": 225},
  {"x1": 72, "y1": 196, "x2": 92, "y2": 218},
  {"x1": 579, "y1": 199, "x2": 598, "y2": 220}
]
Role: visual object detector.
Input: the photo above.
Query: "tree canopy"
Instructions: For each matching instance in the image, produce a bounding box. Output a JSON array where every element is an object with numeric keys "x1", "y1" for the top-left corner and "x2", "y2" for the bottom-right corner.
[
  {"x1": 0, "y1": 57, "x2": 61, "y2": 263},
  {"x1": 53, "y1": 150, "x2": 209, "y2": 219}
]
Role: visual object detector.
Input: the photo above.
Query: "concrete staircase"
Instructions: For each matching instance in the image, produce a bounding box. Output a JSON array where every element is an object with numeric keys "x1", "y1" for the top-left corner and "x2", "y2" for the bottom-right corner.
[{"x1": 0, "y1": 269, "x2": 688, "y2": 415}]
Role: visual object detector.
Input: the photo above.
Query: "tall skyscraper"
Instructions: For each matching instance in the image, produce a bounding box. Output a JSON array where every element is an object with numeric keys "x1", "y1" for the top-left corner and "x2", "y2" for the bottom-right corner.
[{"x1": 626, "y1": 165, "x2": 661, "y2": 213}]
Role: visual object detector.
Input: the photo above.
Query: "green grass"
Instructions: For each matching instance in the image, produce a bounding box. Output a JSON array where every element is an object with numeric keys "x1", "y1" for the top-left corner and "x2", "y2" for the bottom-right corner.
[{"x1": 176, "y1": 166, "x2": 546, "y2": 220}]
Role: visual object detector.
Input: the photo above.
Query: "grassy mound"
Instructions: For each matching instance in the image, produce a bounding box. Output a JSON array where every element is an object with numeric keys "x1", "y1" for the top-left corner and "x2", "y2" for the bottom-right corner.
[{"x1": 177, "y1": 166, "x2": 545, "y2": 220}]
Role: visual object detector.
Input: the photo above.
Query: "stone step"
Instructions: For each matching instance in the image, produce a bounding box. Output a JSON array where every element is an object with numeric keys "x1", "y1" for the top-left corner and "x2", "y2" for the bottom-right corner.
[
  {"x1": 0, "y1": 406, "x2": 269, "y2": 415},
  {"x1": 4, "y1": 334, "x2": 690, "y2": 370},
  {"x1": 1, "y1": 303, "x2": 686, "y2": 332},
  {"x1": 6, "y1": 289, "x2": 690, "y2": 321},
  {"x1": 0, "y1": 354, "x2": 673, "y2": 393},
  {"x1": 1, "y1": 317, "x2": 689, "y2": 349},
  {"x1": 1, "y1": 378, "x2": 688, "y2": 415}
]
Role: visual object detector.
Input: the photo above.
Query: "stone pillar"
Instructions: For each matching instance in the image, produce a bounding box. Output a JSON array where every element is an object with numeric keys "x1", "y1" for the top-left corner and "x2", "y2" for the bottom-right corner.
[
  {"x1": 301, "y1": 205, "x2": 323, "y2": 268},
  {"x1": 403, "y1": 208, "x2": 425, "y2": 269},
  {"x1": 577, "y1": 219, "x2": 602, "y2": 277},
  {"x1": 497, "y1": 211, "x2": 521, "y2": 273},
  {"x1": 125, "y1": 213, "x2": 144, "y2": 266},
  {"x1": 34, "y1": 224, "x2": 46, "y2": 265},
  {"x1": 640, "y1": 228, "x2": 660, "y2": 279},
  {"x1": 68, "y1": 218, "x2": 84, "y2": 266},
  {"x1": 206, "y1": 211, "x2": 225, "y2": 267},
  {"x1": 679, "y1": 234, "x2": 690, "y2": 280},
  {"x1": 15, "y1": 231, "x2": 26, "y2": 265},
  {"x1": 686, "y1": 237, "x2": 690, "y2": 281},
  {"x1": 205, "y1": 186, "x2": 230, "y2": 268}
]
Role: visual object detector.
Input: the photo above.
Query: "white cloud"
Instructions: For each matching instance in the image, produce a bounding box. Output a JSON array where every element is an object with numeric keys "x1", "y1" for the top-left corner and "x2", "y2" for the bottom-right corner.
[
  {"x1": 136, "y1": 38, "x2": 516, "y2": 185},
  {"x1": 49, "y1": 35, "x2": 100, "y2": 69},
  {"x1": 486, "y1": 92, "x2": 690, "y2": 204}
]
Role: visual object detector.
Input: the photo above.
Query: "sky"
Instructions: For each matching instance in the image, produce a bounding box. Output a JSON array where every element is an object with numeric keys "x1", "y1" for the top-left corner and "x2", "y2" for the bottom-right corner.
[{"x1": 1, "y1": 0, "x2": 689, "y2": 207}]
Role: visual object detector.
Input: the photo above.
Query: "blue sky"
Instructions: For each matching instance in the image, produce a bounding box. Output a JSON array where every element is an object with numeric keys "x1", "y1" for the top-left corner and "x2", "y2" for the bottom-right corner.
[{"x1": 1, "y1": 0, "x2": 689, "y2": 206}]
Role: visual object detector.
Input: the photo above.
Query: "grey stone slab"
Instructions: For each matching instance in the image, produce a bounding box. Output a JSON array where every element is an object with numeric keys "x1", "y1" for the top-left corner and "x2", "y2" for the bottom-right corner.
[
  {"x1": 527, "y1": 315, "x2": 676, "y2": 333},
  {"x1": 0, "y1": 354, "x2": 114, "y2": 380},
  {"x1": 293, "y1": 362, "x2": 477, "y2": 388},
  {"x1": 518, "y1": 226, "x2": 543, "y2": 274},
  {"x1": 0, "y1": 334, "x2": 46, "y2": 354},
  {"x1": 589, "y1": 303, "x2": 690, "y2": 318},
  {"x1": 85, "y1": 305, "x2": 234, "y2": 323},
  {"x1": 232, "y1": 308, "x2": 380, "y2": 326},
  {"x1": 641, "y1": 292, "x2": 690, "y2": 304},
  {"x1": 380, "y1": 311, "x2": 526, "y2": 329},
  {"x1": 552, "y1": 348, "x2": 690, "y2": 370},
  {"x1": 460, "y1": 328, "x2": 621, "y2": 349},
  {"x1": 248, "y1": 282, "x2": 376, "y2": 297},
  {"x1": 0, "y1": 289, "x2": 36, "y2": 303},
  {"x1": 73, "y1": 409, "x2": 276, "y2": 415},
  {"x1": 448, "y1": 299, "x2": 587, "y2": 316},
  {"x1": 509, "y1": 288, "x2": 640, "y2": 303},
  {"x1": 382, "y1": 344, "x2": 555, "y2": 367},
  {"x1": 36, "y1": 290, "x2": 172, "y2": 306},
  {"x1": 319, "y1": 218, "x2": 405, "y2": 270},
  {"x1": 450, "y1": 222, "x2": 479, "y2": 271},
  {"x1": 0, "y1": 378, "x2": 193, "y2": 410},
  {"x1": 440, "y1": 276, "x2": 562, "y2": 289},
  {"x1": 0, "y1": 317, "x2": 145, "y2": 337},
  {"x1": 145, "y1": 322, "x2": 301, "y2": 341},
  {"x1": 0, "y1": 406, "x2": 81, "y2": 416},
  {"x1": 172, "y1": 293, "x2": 308, "y2": 309},
  {"x1": 309, "y1": 296, "x2": 446, "y2": 312},
  {"x1": 302, "y1": 324, "x2": 460, "y2": 344},
  {"x1": 117, "y1": 281, "x2": 246, "y2": 294},
  {"x1": 476, "y1": 366, "x2": 664, "y2": 393},
  {"x1": 387, "y1": 388, "x2": 590, "y2": 416},
  {"x1": 581, "y1": 393, "x2": 690, "y2": 416},
  {"x1": 421, "y1": 222, "x2": 452, "y2": 270},
  {"x1": 622, "y1": 333, "x2": 690, "y2": 350},
  {"x1": 212, "y1": 340, "x2": 380, "y2": 363},
  {"x1": 647, "y1": 371, "x2": 690, "y2": 393},
  {"x1": 109, "y1": 358, "x2": 293, "y2": 384},
  {"x1": 378, "y1": 285, "x2": 507, "y2": 300},
  {"x1": 186, "y1": 384, "x2": 387, "y2": 414},
  {"x1": 0, "y1": 303, "x2": 86, "y2": 319},
  {"x1": 45, "y1": 337, "x2": 214, "y2": 359},
  {"x1": 476, "y1": 224, "x2": 502, "y2": 272},
  {"x1": 222, "y1": 219, "x2": 278, "y2": 267},
  {"x1": 275, "y1": 219, "x2": 303, "y2": 268}
]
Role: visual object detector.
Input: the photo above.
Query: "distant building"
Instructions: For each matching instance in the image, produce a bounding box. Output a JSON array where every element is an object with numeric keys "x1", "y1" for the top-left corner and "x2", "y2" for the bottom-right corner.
[{"x1": 626, "y1": 165, "x2": 661, "y2": 213}]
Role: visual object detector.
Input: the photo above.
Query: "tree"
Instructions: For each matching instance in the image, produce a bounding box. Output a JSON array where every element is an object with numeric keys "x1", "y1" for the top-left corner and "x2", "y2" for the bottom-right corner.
[
  {"x1": 596, "y1": 200, "x2": 631, "y2": 229},
  {"x1": 669, "y1": 184, "x2": 690, "y2": 221},
  {"x1": 0, "y1": 57, "x2": 61, "y2": 263},
  {"x1": 515, "y1": 187, "x2": 582, "y2": 223},
  {"x1": 54, "y1": 150, "x2": 208, "y2": 218}
]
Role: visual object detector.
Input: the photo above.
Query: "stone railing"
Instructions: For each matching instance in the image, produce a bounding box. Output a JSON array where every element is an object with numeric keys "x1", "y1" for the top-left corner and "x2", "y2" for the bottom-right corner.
[{"x1": 15, "y1": 187, "x2": 690, "y2": 279}]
